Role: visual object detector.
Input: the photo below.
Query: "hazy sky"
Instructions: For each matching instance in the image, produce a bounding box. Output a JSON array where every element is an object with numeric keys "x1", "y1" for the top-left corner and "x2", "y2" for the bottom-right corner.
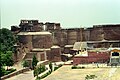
[{"x1": 1, "y1": 0, "x2": 120, "y2": 29}]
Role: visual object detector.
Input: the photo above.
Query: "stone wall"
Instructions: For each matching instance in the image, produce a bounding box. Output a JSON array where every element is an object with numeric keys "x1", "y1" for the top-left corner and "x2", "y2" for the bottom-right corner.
[
  {"x1": 32, "y1": 35, "x2": 52, "y2": 48},
  {"x1": 49, "y1": 47, "x2": 61, "y2": 62},
  {"x1": 73, "y1": 52, "x2": 110, "y2": 65}
]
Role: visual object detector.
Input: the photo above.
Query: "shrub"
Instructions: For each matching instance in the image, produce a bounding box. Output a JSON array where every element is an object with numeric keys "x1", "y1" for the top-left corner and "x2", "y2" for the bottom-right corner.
[
  {"x1": 71, "y1": 65, "x2": 77, "y2": 69},
  {"x1": 58, "y1": 64, "x2": 63, "y2": 67},
  {"x1": 22, "y1": 60, "x2": 29, "y2": 68},
  {"x1": 33, "y1": 65, "x2": 46, "y2": 77},
  {"x1": 1, "y1": 68, "x2": 16, "y2": 76},
  {"x1": 54, "y1": 64, "x2": 63, "y2": 71},
  {"x1": 54, "y1": 66, "x2": 59, "y2": 71},
  {"x1": 38, "y1": 65, "x2": 46, "y2": 74},
  {"x1": 35, "y1": 77, "x2": 40, "y2": 80},
  {"x1": 40, "y1": 71, "x2": 51, "y2": 79},
  {"x1": 71, "y1": 66, "x2": 85, "y2": 69},
  {"x1": 81, "y1": 66, "x2": 85, "y2": 69},
  {"x1": 49, "y1": 62, "x2": 52, "y2": 72},
  {"x1": 0, "y1": 67, "x2": 6, "y2": 77},
  {"x1": 85, "y1": 74, "x2": 97, "y2": 80},
  {"x1": 32, "y1": 54, "x2": 38, "y2": 69},
  {"x1": 33, "y1": 68, "x2": 39, "y2": 77}
]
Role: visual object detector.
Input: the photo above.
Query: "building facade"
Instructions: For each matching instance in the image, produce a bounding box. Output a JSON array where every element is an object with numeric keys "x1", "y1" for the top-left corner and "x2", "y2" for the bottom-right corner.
[{"x1": 11, "y1": 20, "x2": 120, "y2": 64}]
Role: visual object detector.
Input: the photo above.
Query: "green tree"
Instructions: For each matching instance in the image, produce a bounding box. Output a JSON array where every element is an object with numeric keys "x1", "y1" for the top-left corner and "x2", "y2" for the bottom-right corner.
[
  {"x1": 5, "y1": 51, "x2": 14, "y2": 70},
  {"x1": 0, "y1": 51, "x2": 14, "y2": 69},
  {"x1": 22, "y1": 60, "x2": 29, "y2": 68},
  {"x1": 0, "y1": 28, "x2": 16, "y2": 77},
  {"x1": 0, "y1": 28, "x2": 16, "y2": 52},
  {"x1": 32, "y1": 54, "x2": 38, "y2": 69}
]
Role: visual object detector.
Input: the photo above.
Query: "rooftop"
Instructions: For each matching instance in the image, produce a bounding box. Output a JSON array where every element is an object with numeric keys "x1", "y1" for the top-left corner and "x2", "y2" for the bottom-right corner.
[{"x1": 17, "y1": 31, "x2": 51, "y2": 35}]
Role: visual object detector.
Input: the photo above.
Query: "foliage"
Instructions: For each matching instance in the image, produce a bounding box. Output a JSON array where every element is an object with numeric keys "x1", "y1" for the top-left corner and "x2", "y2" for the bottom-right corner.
[
  {"x1": 35, "y1": 77, "x2": 41, "y2": 80},
  {"x1": 71, "y1": 65, "x2": 85, "y2": 69},
  {"x1": 0, "y1": 51, "x2": 14, "y2": 67},
  {"x1": 40, "y1": 71, "x2": 51, "y2": 79},
  {"x1": 22, "y1": 60, "x2": 29, "y2": 68},
  {"x1": 32, "y1": 54, "x2": 38, "y2": 69},
  {"x1": 0, "y1": 67, "x2": 6, "y2": 77},
  {"x1": 71, "y1": 65, "x2": 77, "y2": 69},
  {"x1": 85, "y1": 74, "x2": 97, "y2": 80},
  {"x1": 33, "y1": 64, "x2": 46, "y2": 77},
  {"x1": 0, "y1": 28, "x2": 16, "y2": 77},
  {"x1": 33, "y1": 68, "x2": 39, "y2": 77},
  {"x1": 5, "y1": 51, "x2": 14, "y2": 67},
  {"x1": 4, "y1": 68, "x2": 16, "y2": 75},
  {"x1": 0, "y1": 28, "x2": 16, "y2": 52},
  {"x1": 0, "y1": 51, "x2": 6, "y2": 66},
  {"x1": 34, "y1": 64, "x2": 62, "y2": 79},
  {"x1": 38, "y1": 65, "x2": 46, "y2": 74},
  {"x1": 0, "y1": 67, "x2": 16, "y2": 77},
  {"x1": 54, "y1": 64, "x2": 63, "y2": 71},
  {"x1": 49, "y1": 62, "x2": 53, "y2": 72},
  {"x1": 0, "y1": 28, "x2": 15, "y2": 66}
]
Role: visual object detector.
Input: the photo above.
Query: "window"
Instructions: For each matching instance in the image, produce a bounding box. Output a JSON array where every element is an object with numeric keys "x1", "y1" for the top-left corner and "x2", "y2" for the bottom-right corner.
[{"x1": 112, "y1": 52, "x2": 119, "y2": 56}]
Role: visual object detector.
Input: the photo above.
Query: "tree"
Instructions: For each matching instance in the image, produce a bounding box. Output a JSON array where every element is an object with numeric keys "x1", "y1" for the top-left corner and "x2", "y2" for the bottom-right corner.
[
  {"x1": 5, "y1": 51, "x2": 14, "y2": 70},
  {"x1": 32, "y1": 54, "x2": 38, "y2": 69},
  {"x1": 22, "y1": 60, "x2": 29, "y2": 68},
  {"x1": 0, "y1": 51, "x2": 14, "y2": 69},
  {"x1": 0, "y1": 28, "x2": 16, "y2": 53},
  {"x1": 0, "y1": 28, "x2": 16, "y2": 76}
]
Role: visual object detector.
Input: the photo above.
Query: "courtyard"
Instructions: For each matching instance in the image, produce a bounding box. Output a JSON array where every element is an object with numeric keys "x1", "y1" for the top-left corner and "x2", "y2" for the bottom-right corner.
[{"x1": 44, "y1": 65, "x2": 120, "y2": 80}]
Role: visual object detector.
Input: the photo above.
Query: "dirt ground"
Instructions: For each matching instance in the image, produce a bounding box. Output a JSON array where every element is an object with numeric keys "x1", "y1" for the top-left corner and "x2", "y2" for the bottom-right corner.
[{"x1": 44, "y1": 65, "x2": 120, "y2": 80}]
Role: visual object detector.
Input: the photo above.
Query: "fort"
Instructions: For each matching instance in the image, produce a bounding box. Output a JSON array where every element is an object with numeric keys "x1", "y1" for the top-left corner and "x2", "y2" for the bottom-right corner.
[{"x1": 11, "y1": 20, "x2": 120, "y2": 66}]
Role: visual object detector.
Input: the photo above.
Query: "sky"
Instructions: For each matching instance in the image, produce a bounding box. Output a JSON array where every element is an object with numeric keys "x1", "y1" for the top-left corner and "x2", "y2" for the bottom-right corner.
[{"x1": 1, "y1": 0, "x2": 120, "y2": 29}]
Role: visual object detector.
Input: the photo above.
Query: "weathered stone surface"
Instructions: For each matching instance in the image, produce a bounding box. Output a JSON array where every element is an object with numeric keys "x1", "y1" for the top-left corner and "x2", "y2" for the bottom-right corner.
[{"x1": 11, "y1": 20, "x2": 120, "y2": 62}]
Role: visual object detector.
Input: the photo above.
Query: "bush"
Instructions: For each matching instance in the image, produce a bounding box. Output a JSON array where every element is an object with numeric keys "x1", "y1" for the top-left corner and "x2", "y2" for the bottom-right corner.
[
  {"x1": 71, "y1": 66, "x2": 85, "y2": 69},
  {"x1": 40, "y1": 71, "x2": 51, "y2": 79},
  {"x1": 49, "y1": 62, "x2": 52, "y2": 72},
  {"x1": 22, "y1": 60, "x2": 29, "y2": 68},
  {"x1": 54, "y1": 64, "x2": 63, "y2": 71},
  {"x1": 33, "y1": 65, "x2": 46, "y2": 77},
  {"x1": 81, "y1": 66, "x2": 85, "y2": 69},
  {"x1": 32, "y1": 54, "x2": 38, "y2": 69},
  {"x1": 1, "y1": 68, "x2": 16, "y2": 76},
  {"x1": 58, "y1": 64, "x2": 63, "y2": 67},
  {"x1": 54, "y1": 66, "x2": 59, "y2": 71},
  {"x1": 71, "y1": 65, "x2": 77, "y2": 69},
  {"x1": 0, "y1": 67, "x2": 6, "y2": 77},
  {"x1": 33, "y1": 68, "x2": 39, "y2": 77},
  {"x1": 85, "y1": 74, "x2": 97, "y2": 80},
  {"x1": 38, "y1": 65, "x2": 46, "y2": 74},
  {"x1": 35, "y1": 77, "x2": 40, "y2": 80}
]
